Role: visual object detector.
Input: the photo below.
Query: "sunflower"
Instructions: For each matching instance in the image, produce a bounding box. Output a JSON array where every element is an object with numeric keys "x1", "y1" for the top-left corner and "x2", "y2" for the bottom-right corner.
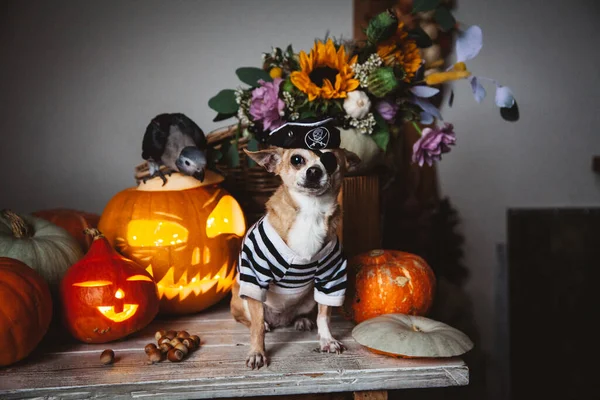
[
  {"x1": 290, "y1": 39, "x2": 359, "y2": 101},
  {"x1": 376, "y1": 22, "x2": 422, "y2": 82}
]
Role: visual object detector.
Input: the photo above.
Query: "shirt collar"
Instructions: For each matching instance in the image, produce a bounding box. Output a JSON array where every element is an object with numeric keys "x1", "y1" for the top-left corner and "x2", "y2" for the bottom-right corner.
[{"x1": 262, "y1": 216, "x2": 337, "y2": 265}]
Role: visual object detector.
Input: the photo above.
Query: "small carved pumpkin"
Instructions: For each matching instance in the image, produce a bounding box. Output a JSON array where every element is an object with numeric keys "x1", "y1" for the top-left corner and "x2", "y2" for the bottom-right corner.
[
  {"x1": 32, "y1": 208, "x2": 101, "y2": 252},
  {"x1": 343, "y1": 249, "x2": 436, "y2": 323},
  {"x1": 98, "y1": 172, "x2": 246, "y2": 315},
  {"x1": 60, "y1": 229, "x2": 159, "y2": 343},
  {"x1": 352, "y1": 313, "x2": 473, "y2": 358},
  {"x1": 0, "y1": 209, "x2": 82, "y2": 294},
  {"x1": 0, "y1": 257, "x2": 53, "y2": 367}
]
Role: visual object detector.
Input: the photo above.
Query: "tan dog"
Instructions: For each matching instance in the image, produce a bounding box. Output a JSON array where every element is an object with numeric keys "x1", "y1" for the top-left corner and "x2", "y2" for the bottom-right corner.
[{"x1": 230, "y1": 146, "x2": 360, "y2": 369}]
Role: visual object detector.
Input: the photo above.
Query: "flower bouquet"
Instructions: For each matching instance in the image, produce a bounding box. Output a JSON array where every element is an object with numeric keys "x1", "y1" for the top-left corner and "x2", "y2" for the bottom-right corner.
[{"x1": 208, "y1": 1, "x2": 515, "y2": 172}]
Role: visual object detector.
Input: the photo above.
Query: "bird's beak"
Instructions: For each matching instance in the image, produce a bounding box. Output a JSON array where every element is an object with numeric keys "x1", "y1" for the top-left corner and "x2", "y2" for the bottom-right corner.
[{"x1": 193, "y1": 169, "x2": 205, "y2": 182}]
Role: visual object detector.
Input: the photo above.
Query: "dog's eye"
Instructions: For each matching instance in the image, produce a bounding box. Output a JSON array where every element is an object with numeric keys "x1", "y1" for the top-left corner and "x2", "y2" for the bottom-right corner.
[{"x1": 291, "y1": 155, "x2": 305, "y2": 166}]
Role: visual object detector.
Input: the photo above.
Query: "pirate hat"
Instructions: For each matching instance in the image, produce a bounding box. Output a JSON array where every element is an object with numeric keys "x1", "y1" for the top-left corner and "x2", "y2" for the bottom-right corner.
[
  {"x1": 267, "y1": 118, "x2": 341, "y2": 174},
  {"x1": 266, "y1": 118, "x2": 341, "y2": 150}
]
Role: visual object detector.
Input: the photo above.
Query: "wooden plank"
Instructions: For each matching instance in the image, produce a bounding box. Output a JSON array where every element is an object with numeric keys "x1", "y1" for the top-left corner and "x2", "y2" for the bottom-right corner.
[
  {"x1": 337, "y1": 174, "x2": 381, "y2": 259},
  {"x1": 0, "y1": 302, "x2": 468, "y2": 399},
  {"x1": 353, "y1": 391, "x2": 388, "y2": 400}
]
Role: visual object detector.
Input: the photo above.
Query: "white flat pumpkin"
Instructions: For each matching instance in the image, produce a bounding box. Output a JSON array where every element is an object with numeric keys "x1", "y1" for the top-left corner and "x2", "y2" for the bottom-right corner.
[
  {"x1": 0, "y1": 210, "x2": 82, "y2": 291},
  {"x1": 352, "y1": 313, "x2": 474, "y2": 358}
]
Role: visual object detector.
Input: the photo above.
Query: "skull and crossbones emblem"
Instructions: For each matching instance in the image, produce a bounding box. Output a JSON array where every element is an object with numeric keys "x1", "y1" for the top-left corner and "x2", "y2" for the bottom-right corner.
[{"x1": 305, "y1": 127, "x2": 330, "y2": 149}]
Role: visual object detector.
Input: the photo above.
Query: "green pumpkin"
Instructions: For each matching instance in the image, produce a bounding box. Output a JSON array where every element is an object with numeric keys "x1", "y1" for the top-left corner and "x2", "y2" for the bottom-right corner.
[{"x1": 0, "y1": 210, "x2": 83, "y2": 292}]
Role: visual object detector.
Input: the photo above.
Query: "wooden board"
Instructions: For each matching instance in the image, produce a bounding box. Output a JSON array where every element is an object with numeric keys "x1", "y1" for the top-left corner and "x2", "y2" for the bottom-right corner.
[
  {"x1": 0, "y1": 301, "x2": 468, "y2": 399},
  {"x1": 337, "y1": 174, "x2": 381, "y2": 259}
]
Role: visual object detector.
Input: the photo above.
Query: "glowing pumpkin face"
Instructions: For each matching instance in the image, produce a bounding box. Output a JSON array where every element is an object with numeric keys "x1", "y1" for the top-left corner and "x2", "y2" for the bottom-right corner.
[
  {"x1": 72, "y1": 275, "x2": 153, "y2": 322},
  {"x1": 60, "y1": 232, "x2": 160, "y2": 343},
  {"x1": 98, "y1": 172, "x2": 246, "y2": 314}
]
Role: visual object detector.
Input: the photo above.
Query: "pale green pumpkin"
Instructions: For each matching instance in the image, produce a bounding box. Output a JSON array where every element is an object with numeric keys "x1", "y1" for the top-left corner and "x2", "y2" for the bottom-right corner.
[
  {"x1": 0, "y1": 210, "x2": 83, "y2": 291},
  {"x1": 352, "y1": 313, "x2": 474, "y2": 358}
]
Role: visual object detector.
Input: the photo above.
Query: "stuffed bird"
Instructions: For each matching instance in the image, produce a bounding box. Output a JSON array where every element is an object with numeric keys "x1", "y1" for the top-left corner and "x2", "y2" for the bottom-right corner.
[{"x1": 142, "y1": 113, "x2": 207, "y2": 185}]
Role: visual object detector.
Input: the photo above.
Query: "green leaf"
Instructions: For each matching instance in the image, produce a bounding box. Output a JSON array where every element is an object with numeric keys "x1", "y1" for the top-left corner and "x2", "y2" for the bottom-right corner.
[
  {"x1": 434, "y1": 7, "x2": 456, "y2": 31},
  {"x1": 408, "y1": 27, "x2": 433, "y2": 48},
  {"x1": 221, "y1": 139, "x2": 240, "y2": 168},
  {"x1": 246, "y1": 138, "x2": 259, "y2": 167},
  {"x1": 213, "y1": 112, "x2": 236, "y2": 122},
  {"x1": 299, "y1": 110, "x2": 317, "y2": 120},
  {"x1": 371, "y1": 113, "x2": 391, "y2": 151},
  {"x1": 412, "y1": 0, "x2": 440, "y2": 13},
  {"x1": 208, "y1": 89, "x2": 238, "y2": 114},
  {"x1": 286, "y1": 44, "x2": 294, "y2": 56},
  {"x1": 371, "y1": 130, "x2": 390, "y2": 151},
  {"x1": 236, "y1": 67, "x2": 272, "y2": 87}
]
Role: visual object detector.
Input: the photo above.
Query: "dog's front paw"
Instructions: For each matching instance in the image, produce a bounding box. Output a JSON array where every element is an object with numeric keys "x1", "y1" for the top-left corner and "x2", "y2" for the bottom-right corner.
[
  {"x1": 319, "y1": 338, "x2": 346, "y2": 354},
  {"x1": 246, "y1": 350, "x2": 268, "y2": 370}
]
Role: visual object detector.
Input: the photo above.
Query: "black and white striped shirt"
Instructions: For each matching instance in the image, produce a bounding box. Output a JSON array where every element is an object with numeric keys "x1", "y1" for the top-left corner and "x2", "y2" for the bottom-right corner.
[{"x1": 237, "y1": 216, "x2": 347, "y2": 307}]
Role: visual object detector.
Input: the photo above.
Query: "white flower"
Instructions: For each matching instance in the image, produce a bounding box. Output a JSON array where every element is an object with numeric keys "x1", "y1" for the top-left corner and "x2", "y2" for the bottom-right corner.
[{"x1": 343, "y1": 90, "x2": 371, "y2": 119}]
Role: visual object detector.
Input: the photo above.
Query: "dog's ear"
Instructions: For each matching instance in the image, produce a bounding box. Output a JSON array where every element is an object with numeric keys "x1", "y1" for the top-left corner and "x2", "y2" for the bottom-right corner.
[
  {"x1": 243, "y1": 148, "x2": 282, "y2": 173},
  {"x1": 342, "y1": 149, "x2": 361, "y2": 173}
]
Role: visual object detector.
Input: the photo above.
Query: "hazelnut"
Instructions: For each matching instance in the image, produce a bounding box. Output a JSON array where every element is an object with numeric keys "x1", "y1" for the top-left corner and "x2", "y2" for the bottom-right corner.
[
  {"x1": 165, "y1": 330, "x2": 177, "y2": 340},
  {"x1": 155, "y1": 330, "x2": 167, "y2": 342},
  {"x1": 174, "y1": 343, "x2": 189, "y2": 356},
  {"x1": 100, "y1": 349, "x2": 115, "y2": 365},
  {"x1": 167, "y1": 348, "x2": 184, "y2": 362},
  {"x1": 158, "y1": 337, "x2": 171, "y2": 346},
  {"x1": 176, "y1": 330, "x2": 190, "y2": 339},
  {"x1": 147, "y1": 348, "x2": 162, "y2": 364},
  {"x1": 170, "y1": 338, "x2": 182, "y2": 347},
  {"x1": 144, "y1": 343, "x2": 157, "y2": 355},
  {"x1": 182, "y1": 337, "x2": 196, "y2": 350},
  {"x1": 190, "y1": 335, "x2": 201, "y2": 347},
  {"x1": 159, "y1": 343, "x2": 173, "y2": 353}
]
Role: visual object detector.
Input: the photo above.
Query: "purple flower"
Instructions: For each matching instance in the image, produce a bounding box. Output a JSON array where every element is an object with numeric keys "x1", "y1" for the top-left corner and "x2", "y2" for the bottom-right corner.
[
  {"x1": 376, "y1": 100, "x2": 398, "y2": 122},
  {"x1": 411, "y1": 123, "x2": 456, "y2": 167},
  {"x1": 249, "y1": 78, "x2": 285, "y2": 131}
]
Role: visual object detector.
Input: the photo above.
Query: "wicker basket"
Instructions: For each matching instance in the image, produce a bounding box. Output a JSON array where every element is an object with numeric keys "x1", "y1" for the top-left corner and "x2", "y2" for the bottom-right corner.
[{"x1": 202, "y1": 124, "x2": 281, "y2": 227}]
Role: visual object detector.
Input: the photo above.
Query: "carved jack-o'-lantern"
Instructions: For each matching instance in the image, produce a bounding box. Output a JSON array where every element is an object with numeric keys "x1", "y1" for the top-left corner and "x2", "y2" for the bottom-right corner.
[
  {"x1": 60, "y1": 229, "x2": 160, "y2": 343},
  {"x1": 98, "y1": 172, "x2": 246, "y2": 314}
]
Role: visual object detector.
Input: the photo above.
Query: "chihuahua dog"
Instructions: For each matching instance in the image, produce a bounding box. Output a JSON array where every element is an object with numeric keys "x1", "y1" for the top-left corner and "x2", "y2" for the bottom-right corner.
[{"x1": 230, "y1": 140, "x2": 360, "y2": 369}]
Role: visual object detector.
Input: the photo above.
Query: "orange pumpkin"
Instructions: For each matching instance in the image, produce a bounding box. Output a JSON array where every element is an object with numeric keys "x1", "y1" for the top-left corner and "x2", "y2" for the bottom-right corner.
[
  {"x1": 60, "y1": 229, "x2": 159, "y2": 343},
  {"x1": 0, "y1": 257, "x2": 53, "y2": 367},
  {"x1": 98, "y1": 172, "x2": 246, "y2": 315},
  {"x1": 32, "y1": 208, "x2": 101, "y2": 252},
  {"x1": 343, "y1": 249, "x2": 436, "y2": 323}
]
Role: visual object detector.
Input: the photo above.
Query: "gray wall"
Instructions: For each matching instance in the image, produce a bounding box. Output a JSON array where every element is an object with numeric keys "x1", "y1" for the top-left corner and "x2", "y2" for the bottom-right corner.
[
  {"x1": 440, "y1": 0, "x2": 600, "y2": 385},
  {"x1": 0, "y1": 0, "x2": 353, "y2": 212},
  {"x1": 2, "y1": 0, "x2": 600, "y2": 395}
]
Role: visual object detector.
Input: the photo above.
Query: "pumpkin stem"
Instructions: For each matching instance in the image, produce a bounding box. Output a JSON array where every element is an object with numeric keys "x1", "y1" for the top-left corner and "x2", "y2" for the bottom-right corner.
[
  {"x1": 0, "y1": 209, "x2": 33, "y2": 238},
  {"x1": 83, "y1": 228, "x2": 104, "y2": 240}
]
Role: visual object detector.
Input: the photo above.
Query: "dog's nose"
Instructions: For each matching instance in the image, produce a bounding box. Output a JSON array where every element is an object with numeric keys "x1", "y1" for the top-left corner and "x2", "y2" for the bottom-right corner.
[{"x1": 306, "y1": 166, "x2": 323, "y2": 181}]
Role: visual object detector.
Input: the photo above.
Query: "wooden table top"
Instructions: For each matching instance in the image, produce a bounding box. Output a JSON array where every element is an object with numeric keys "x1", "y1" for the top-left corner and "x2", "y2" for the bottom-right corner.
[{"x1": 0, "y1": 299, "x2": 469, "y2": 399}]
